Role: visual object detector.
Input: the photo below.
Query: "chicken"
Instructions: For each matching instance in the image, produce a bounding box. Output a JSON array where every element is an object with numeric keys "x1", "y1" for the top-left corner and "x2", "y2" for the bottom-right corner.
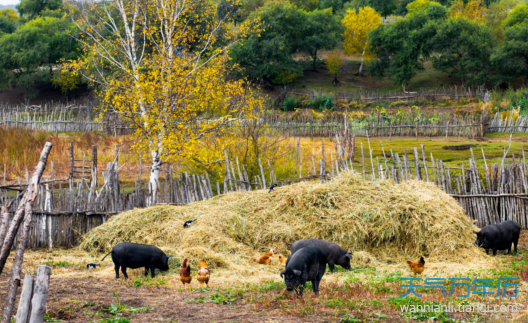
[
  {"x1": 406, "y1": 256, "x2": 425, "y2": 275},
  {"x1": 279, "y1": 255, "x2": 287, "y2": 268},
  {"x1": 197, "y1": 258, "x2": 210, "y2": 288},
  {"x1": 179, "y1": 258, "x2": 192, "y2": 289},
  {"x1": 253, "y1": 248, "x2": 274, "y2": 265}
]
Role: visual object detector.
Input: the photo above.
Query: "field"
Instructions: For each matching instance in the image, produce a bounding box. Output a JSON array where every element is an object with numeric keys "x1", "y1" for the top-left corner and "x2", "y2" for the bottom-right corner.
[{"x1": 2, "y1": 126, "x2": 527, "y2": 185}]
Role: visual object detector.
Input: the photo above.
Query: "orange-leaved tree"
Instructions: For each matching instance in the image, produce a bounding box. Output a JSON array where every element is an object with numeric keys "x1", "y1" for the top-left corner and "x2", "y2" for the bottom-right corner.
[
  {"x1": 342, "y1": 6, "x2": 381, "y2": 76},
  {"x1": 61, "y1": 0, "x2": 263, "y2": 204},
  {"x1": 449, "y1": 0, "x2": 487, "y2": 23}
]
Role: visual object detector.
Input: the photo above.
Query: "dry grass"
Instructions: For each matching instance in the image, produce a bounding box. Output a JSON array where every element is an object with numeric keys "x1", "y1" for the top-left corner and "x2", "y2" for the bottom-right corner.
[{"x1": 77, "y1": 172, "x2": 494, "y2": 286}]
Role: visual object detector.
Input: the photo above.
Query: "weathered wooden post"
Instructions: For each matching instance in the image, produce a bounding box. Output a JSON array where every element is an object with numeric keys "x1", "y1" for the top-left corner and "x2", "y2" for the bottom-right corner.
[
  {"x1": 91, "y1": 145, "x2": 97, "y2": 185},
  {"x1": 69, "y1": 142, "x2": 74, "y2": 182},
  {"x1": 14, "y1": 274, "x2": 33, "y2": 323},
  {"x1": 29, "y1": 265, "x2": 52, "y2": 323},
  {"x1": 481, "y1": 108, "x2": 488, "y2": 137}
]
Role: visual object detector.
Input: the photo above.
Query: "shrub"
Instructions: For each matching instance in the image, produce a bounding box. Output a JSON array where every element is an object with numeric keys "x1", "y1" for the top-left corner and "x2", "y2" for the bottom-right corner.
[
  {"x1": 335, "y1": 99, "x2": 349, "y2": 111},
  {"x1": 308, "y1": 93, "x2": 334, "y2": 111},
  {"x1": 282, "y1": 95, "x2": 299, "y2": 112}
]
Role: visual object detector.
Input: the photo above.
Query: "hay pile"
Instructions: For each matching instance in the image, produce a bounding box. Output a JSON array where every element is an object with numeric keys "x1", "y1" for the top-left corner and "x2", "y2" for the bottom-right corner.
[{"x1": 81, "y1": 172, "x2": 486, "y2": 272}]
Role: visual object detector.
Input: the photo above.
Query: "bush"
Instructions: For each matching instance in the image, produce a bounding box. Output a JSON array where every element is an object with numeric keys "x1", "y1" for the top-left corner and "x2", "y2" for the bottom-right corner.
[
  {"x1": 309, "y1": 93, "x2": 334, "y2": 111},
  {"x1": 282, "y1": 95, "x2": 299, "y2": 111}
]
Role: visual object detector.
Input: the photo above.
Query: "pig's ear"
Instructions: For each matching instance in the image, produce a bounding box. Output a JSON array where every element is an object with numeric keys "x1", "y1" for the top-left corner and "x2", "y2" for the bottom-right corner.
[
  {"x1": 473, "y1": 231, "x2": 479, "y2": 235},
  {"x1": 280, "y1": 270, "x2": 285, "y2": 278},
  {"x1": 167, "y1": 255, "x2": 174, "y2": 258},
  {"x1": 345, "y1": 253, "x2": 352, "y2": 259},
  {"x1": 293, "y1": 269, "x2": 302, "y2": 276}
]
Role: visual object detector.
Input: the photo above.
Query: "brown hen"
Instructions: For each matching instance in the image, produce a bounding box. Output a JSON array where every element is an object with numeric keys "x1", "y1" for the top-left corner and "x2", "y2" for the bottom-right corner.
[
  {"x1": 406, "y1": 256, "x2": 425, "y2": 275},
  {"x1": 179, "y1": 258, "x2": 192, "y2": 289}
]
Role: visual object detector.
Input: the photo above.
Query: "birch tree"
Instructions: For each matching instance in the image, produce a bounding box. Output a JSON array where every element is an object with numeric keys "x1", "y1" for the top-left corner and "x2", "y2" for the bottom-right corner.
[
  {"x1": 63, "y1": 0, "x2": 262, "y2": 205},
  {"x1": 342, "y1": 6, "x2": 381, "y2": 76}
]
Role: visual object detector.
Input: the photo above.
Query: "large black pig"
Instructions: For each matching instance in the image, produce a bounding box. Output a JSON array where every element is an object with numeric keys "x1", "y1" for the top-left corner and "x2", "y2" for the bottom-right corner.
[
  {"x1": 290, "y1": 239, "x2": 351, "y2": 272},
  {"x1": 280, "y1": 247, "x2": 326, "y2": 296},
  {"x1": 101, "y1": 242, "x2": 173, "y2": 279},
  {"x1": 474, "y1": 220, "x2": 521, "y2": 256}
]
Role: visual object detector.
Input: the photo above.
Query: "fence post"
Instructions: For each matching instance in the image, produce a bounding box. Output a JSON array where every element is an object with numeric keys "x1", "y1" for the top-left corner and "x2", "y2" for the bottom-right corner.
[
  {"x1": 14, "y1": 274, "x2": 33, "y2": 323},
  {"x1": 481, "y1": 108, "x2": 488, "y2": 137},
  {"x1": 69, "y1": 142, "x2": 74, "y2": 181},
  {"x1": 29, "y1": 265, "x2": 51, "y2": 323}
]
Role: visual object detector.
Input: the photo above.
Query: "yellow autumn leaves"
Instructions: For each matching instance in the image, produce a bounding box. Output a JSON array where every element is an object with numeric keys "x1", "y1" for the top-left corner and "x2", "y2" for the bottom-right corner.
[{"x1": 61, "y1": 0, "x2": 263, "y2": 166}]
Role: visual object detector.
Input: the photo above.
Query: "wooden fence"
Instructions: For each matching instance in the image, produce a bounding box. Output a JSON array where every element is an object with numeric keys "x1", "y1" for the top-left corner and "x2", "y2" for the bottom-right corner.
[
  {"x1": 282, "y1": 85, "x2": 488, "y2": 102},
  {"x1": 1, "y1": 103, "x2": 490, "y2": 138},
  {"x1": 2, "y1": 134, "x2": 528, "y2": 249}
]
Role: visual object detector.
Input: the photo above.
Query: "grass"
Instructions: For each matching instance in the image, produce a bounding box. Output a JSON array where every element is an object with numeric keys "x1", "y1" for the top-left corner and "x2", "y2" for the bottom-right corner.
[{"x1": 287, "y1": 55, "x2": 461, "y2": 93}]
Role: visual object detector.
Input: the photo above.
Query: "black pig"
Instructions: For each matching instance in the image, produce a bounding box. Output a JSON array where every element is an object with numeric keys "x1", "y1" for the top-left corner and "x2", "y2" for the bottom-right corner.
[
  {"x1": 290, "y1": 239, "x2": 351, "y2": 272},
  {"x1": 101, "y1": 242, "x2": 173, "y2": 279},
  {"x1": 280, "y1": 247, "x2": 326, "y2": 296},
  {"x1": 474, "y1": 220, "x2": 521, "y2": 255}
]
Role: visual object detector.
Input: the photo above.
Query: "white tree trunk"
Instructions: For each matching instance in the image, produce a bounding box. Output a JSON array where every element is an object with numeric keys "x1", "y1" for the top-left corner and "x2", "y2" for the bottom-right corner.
[
  {"x1": 358, "y1": 48, "x2": 366, "y2": 75},
  {"x1": 149, "y1": 150, "x2": 162, "y2": 206}
]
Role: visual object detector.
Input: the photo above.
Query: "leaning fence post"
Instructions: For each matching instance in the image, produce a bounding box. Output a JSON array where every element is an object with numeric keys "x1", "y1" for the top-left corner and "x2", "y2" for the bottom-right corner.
[
  {"x1": 29, "y1": 265, "x2": 51, "y2": 323},
  {"x1": 0, "y1": 142, "x2": 52, "y2": 275}
]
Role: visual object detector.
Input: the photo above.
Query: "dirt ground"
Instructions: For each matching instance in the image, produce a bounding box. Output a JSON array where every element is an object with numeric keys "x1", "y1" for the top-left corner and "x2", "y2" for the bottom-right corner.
[{"x1": 0, "y1": 231, "x2": 526, "y2": 322}]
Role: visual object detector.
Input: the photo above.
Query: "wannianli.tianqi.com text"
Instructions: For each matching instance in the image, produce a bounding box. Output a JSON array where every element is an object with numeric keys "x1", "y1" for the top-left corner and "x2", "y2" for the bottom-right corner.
[{"x1": 400, "y1": 303, "x2": 518, "y2": 314}]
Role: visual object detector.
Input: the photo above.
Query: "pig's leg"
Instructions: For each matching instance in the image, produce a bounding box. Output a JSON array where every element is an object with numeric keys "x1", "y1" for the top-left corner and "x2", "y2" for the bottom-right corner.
[
  {"x1": 485, "y1": 249, "x2": 489, "y2": 255},
  {"x1": 508, "y1": 245, "x2": 511, "y2": 254},
  {"x1": 299, "y1": 280, "x2": 306, "y2": 297},
  {"x1": 513, "y1": 234, "x2": 519, "y2": 253},
  {"x1": 328, "y1": 262, "x2": 335, "y2": 273},
  {"x1": 121, "y1": 266, "x2": 128, "y2": 279},
  {"x1": 493, "y1": 247, "x2": 497, "y2": 256},
  {"x1": 150, "y1": 264, "x2": 156, "y2": 278},
  {"x1": 114, "y1": 263, "x2": 120, "y2": 279},
  {"x1": 312, "y1": 279, "x2": 319, "y2": 295}
]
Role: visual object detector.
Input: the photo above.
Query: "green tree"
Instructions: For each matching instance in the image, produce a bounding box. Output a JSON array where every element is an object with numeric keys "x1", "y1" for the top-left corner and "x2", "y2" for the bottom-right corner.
[
  {"x1": 239, "y1": 0, "x2": 266, "y2": 21},
  {"x1": 367, "y1": 12, "x2": 436, "y2": 88},
  {"x1": 292, "y1": 0, "x2": 319, "y2": 11},
  {"x1": 302, "y1": 8, "x2": 341, "y2": 71},
  {"x1": 492, "y1": 4, "x2": 528, "y2": 84},
  {"x1": 16, "y1": 0, "x2": 63, "y2": 19},
  {"x1": 0, "y1": 16, "x2": 16, "y2": 35},
  {"x1": 229, "y1": 2, "x2": 305, "y2": 84},
  {"x1": 318, "y1": 0, "x2": 344, "y2": 13},
  {"x1": 217, "y1": 0, "x2": 242, "y2": 25},
  {"x1": 486, "y1": 0, "x2": 520, "y2": 42},
  {"x1": 0, "y1": 17, "x2": 79, "y2": 97},
  {"x1": 431, "y1": 18, "x2": 495, "y2": 86},
  {"x1": 370, "y1": 0, "x2": 397, "y2": 18}
]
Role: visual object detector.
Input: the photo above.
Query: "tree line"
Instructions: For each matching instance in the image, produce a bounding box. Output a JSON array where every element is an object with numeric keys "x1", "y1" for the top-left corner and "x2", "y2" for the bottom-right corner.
[
  {"x1": 1, "y1": 0, "x2": 527, "y2": 98},
  {"x1": 228, "y1": 0, "x2": 528, "y2": 88}
]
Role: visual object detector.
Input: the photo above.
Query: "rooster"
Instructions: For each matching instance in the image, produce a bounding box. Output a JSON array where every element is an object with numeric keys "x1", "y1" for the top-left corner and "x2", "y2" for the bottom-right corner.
[
  {"x1": 197, "y1": 258, "x2": 210, "y2": 288},
  {"x1": 253, "y1": 248, "x2": 274, "y2": 265},
  {"x1": 279, "y1": 255, "x2": 287, "y2": 268},
  {"x1": 406, "y1": 256, "x2": 425, "y2": 275},
  {"x1": 179, "y1": 258, "x2": 192, "y2": 290}
]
